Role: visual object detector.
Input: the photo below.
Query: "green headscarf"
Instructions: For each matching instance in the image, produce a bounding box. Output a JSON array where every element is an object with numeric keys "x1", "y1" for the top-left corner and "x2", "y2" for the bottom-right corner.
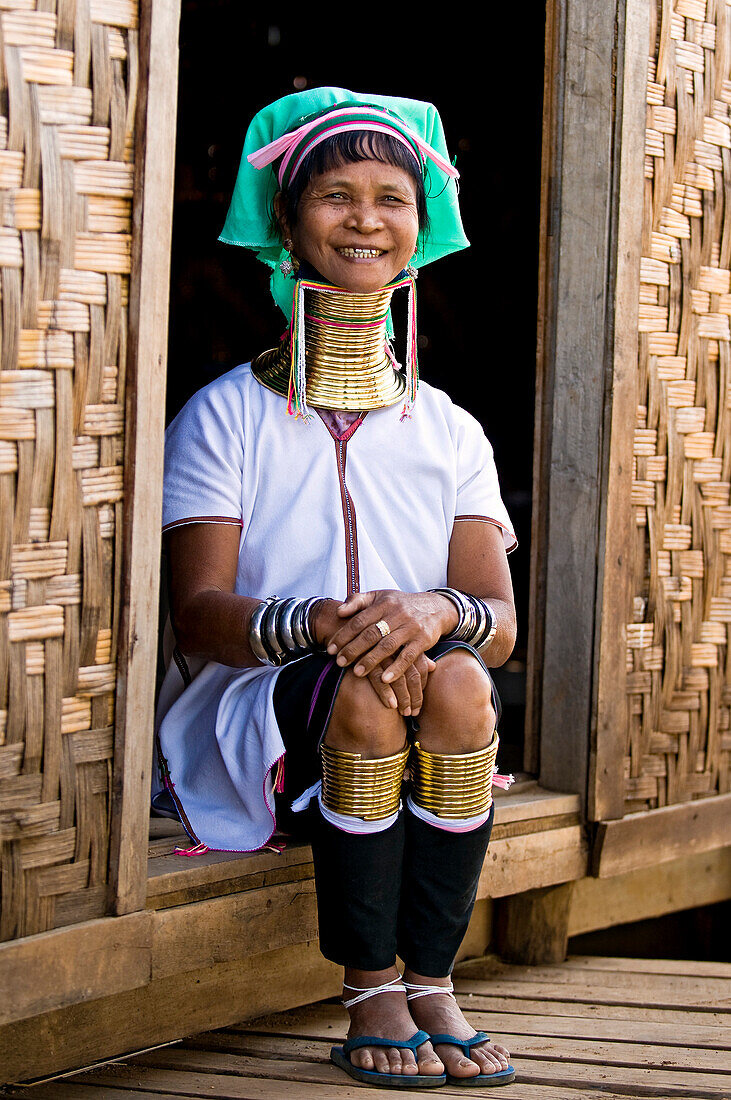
[{"x1": 219, "y1": 87, "x2": 469, "y2": 319}]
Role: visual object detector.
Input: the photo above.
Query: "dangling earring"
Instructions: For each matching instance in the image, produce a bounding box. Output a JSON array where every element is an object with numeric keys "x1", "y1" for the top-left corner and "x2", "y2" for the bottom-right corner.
[
  {"x1": 280, "y1": 238, "x2": 297, "y2": 277},
  {"x1": 406, "y1": 252, "x2": 418, "y2": 279}
]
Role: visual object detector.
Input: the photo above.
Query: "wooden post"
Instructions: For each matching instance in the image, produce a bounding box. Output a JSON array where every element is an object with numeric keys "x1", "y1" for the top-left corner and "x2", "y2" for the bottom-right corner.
[
  {"x1": 109, "y1": 0, "x2": 182, "y2": 916},
  {"x1": 527, "y1": 0, "x2": 649, "y2": 812},
  {"x1": 589, "y1": 0, "x2": 650, "y2": 823},
  {"x1": 495, "y1": 882, "x2": 574, "y2": 965},
  {"x1": 528, "y1": 0, "x2": 619, "y2": 796},
  {"x1": 524, "y1": 0, "x2": 561, "y2": 777}
]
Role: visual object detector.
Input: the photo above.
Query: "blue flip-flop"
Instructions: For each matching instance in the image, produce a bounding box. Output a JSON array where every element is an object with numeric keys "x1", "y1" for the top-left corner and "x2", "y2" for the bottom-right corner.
[
  {"x1": 330, "y1": 1029, "x2": 447, "y2": 1088},
  {"x1": 430, "y1": 1031, "x2": 516, "y2": 1086}
]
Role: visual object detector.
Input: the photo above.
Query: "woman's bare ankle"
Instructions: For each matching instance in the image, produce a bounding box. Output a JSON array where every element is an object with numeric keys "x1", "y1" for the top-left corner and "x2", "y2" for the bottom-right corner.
[
  {"x1": 342, "y1": 965, "x2": 412, "y2": 1038},
  {"x1": 402, "y1": 967, "x2": 453, "y2": 988}
]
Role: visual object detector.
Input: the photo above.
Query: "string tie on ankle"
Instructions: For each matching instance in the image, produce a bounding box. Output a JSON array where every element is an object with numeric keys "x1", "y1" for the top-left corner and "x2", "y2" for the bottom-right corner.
[
  {"x1": 342, "y1": 974, "x2": 406, "y2": 1009},
  {"x1": 403, "y1": 979, "x2": 455, "y2": 1002}
]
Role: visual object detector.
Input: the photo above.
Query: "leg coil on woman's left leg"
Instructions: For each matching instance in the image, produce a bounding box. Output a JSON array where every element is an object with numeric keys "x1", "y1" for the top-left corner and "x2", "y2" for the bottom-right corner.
[{"x1": 408, "y1": 730, "x2": 499, "y2": 832}]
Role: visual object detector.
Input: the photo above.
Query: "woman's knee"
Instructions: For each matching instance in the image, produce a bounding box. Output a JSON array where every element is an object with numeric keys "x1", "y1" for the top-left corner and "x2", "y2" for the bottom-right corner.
[
  {"x1": 325, "y1": 668, "x2": 407, "y2": 757},
  {"x1": 419, "y1": 650, "x2": 496, "y2": 754}
]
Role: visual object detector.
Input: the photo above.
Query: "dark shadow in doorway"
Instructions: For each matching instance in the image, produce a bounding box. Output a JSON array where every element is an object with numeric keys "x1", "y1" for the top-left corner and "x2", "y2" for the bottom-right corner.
[{"x1": 166, "y1": 8, "x2": 545, "y2": 762}]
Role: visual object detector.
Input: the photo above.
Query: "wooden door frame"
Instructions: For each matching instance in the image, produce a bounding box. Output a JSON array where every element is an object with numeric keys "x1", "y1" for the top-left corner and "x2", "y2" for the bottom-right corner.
[
  {"x1": 107, "y1": 0, "x2": 631, "y2": 913},
  {"x1": 112, "y1": 0, "x2": 652, "y2": 912},
  {"x1": 108, "y1": 0, "x2": 181, "y2": 914},
  {"x1": 527, "y1": 0, "x2": 650, "y2": 818},
  {"x1": 111, "y1": 0, "x2": 631, "y2": 920},
  {"x1": 115, "y1": 0, "x2": 652, "y2": 912}
]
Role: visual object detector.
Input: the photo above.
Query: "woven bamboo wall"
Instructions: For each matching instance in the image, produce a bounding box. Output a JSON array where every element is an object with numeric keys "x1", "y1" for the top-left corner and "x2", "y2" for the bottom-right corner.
[
  {"x1": 628, "y1": 0, "x2": 731, "y2": 811},
  {"x1": 0, "y1": 1, "x2": 137, "y2": 939}
]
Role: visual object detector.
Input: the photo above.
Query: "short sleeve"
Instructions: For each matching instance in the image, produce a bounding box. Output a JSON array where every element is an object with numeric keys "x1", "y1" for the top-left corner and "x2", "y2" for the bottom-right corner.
[
  {"x1": 162, "y1": 379, "x2": 244, "y2": 533},
  {"x1": 454, "y1": 409, "x2": 517, "y2": 553}
]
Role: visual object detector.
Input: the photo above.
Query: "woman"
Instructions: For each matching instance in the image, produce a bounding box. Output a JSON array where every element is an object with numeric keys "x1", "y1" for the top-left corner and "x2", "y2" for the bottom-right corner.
[{"x1": 156, "y1": 87, "x2": 517, "y2": 1088}]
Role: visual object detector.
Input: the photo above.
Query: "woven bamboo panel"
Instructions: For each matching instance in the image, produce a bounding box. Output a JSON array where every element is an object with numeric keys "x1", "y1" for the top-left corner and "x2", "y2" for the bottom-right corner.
[
  {"x1": 0, "y1": 1, "x2": 137, "y2": 939},
  {"x1": 628, "y1": 0, "x2": 731, "y2": 811}
]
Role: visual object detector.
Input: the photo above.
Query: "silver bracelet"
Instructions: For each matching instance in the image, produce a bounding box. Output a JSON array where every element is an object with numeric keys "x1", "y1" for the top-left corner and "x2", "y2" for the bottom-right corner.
[
  {"x1": 299, "y1": 596, "x2": 322, "y2": 648},
  {"x1": 432, "y1": 587, "x2": 471, "y2": 639},
  {"x1": 291, "y1": 599, "x2": 309, "y2": 649},
  {"x1": 277, "y1": 598, "x2": 299, "y2": 651},
  {"x1": 466, "y1": 594, "x2": 487, "y2": 644},
  {"x1": 263, "y1": 600, "x2": 285, "y2": 663},
  {"x1": 432, "y1": 587, "x2": 469, "y2": 636},
  {"x1": 467, "y1": 594, "x2": 496, "y2": 649},
  {"x1": 249, "y1": 595, "x2": 326, "y2": 666},
  {"x1": 249, "y1": 597, "x2": 277, "y2": 664},
  {"x1": 459, "y1": 595, "x2": 478, "y2": 642},
  {"x1": 431, "y1": 587, "x2": 497, "y2": 650},
  {"x1": 477, "y1": 601, "x2": 497, "y2": 649}
]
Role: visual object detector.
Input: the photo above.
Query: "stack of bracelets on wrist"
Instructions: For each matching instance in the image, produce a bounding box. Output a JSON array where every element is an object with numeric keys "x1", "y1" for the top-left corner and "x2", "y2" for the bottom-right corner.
[
  {"x1": 249, "y1": 596, "x2": 324, "y2": 666},
  {"x1": 430, "y1": 587, "x2": 497, "y2": 650}
]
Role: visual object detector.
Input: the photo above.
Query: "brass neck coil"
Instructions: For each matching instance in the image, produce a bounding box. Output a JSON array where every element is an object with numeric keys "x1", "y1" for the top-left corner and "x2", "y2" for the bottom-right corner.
[
  {"x1": 252, "y1": 283, "x2": 406, "y2": 410},
  {"x1": 410, "y1": 732, "x2": 499, "y2": 819},
  {"x1": 320, "y1": 742, "x2": 409, "y2": 820}
]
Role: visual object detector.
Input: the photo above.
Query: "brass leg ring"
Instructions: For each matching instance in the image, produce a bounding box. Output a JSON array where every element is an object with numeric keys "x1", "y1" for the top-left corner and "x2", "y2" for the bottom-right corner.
[
  {"x1": 320, "y1": 742, "x2": 409, "y2": 820},
  {"x1": 410, "y1": 732, "x2": 499, "y2": 820}
]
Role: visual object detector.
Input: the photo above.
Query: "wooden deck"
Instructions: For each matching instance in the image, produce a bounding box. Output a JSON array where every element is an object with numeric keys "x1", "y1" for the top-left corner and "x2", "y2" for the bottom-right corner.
[{"x1": 6, "y1": 954, "x2": 730, "y2": 1098}]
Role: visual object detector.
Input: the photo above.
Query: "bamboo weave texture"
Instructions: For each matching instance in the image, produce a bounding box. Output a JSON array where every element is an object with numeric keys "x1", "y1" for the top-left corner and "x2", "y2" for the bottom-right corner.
[
  {"x1": 629, "y1": 0, "x2": 731, "y2": 810},
  {"x1": 0, "y1": 0, "x2": 137, "y2": 940}
]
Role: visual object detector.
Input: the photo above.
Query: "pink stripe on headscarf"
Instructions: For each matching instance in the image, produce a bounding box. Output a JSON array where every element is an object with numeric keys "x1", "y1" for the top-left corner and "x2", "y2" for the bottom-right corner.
[
  {"x1": 247, "y1": 105, "x2": 459, "y2": 183},
  {"x1": 285, "y1": 121, "x2": 423, "y2": 185}
]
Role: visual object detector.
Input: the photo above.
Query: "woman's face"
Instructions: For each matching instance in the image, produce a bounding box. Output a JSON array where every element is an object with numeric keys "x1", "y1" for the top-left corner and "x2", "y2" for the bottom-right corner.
[{"x1": 281, "y1": 159, "x2": 420, "y2": 293}]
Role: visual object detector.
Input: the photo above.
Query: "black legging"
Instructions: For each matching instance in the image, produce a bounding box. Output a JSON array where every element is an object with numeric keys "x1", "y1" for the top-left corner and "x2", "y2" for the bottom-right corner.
[{"x1": 311, "y1": 801, "x2": 493, "y2": 974}]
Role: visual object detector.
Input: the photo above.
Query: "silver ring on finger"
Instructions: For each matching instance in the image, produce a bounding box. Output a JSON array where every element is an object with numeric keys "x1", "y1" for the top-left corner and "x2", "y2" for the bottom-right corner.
[{"x1": 375, "y1": 619, "x2": 391, "y2": 638}]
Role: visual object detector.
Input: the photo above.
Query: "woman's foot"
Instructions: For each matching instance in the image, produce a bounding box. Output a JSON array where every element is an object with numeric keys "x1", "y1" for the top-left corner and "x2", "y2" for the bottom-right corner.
[
  {"x1": 343, "y1": 967, "x2": 445, "y2": 1078},
  {"x1": 403, "y1": 969, "x2": 511, "y2": 1079}
]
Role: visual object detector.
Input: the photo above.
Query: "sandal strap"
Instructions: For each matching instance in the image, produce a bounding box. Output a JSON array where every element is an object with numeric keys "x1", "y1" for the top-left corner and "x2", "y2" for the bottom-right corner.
[
  {"x1": 403, "y1": 979, "x2": 455, "y2": 1002},
  {"x1": 342, "y1": 1029, "x2": 431, "y2": 1056},
  {"x1": 429, "y1": 1030, "x2": 491, "y2": 1054},
  {"x1": 342, "y1": 974, "x2": 405, "y2": 1009}
]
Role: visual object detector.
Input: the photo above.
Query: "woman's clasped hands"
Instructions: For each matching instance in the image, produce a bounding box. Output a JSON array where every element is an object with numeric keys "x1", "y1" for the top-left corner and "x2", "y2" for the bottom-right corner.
[{"x1": 317, "y1": 590, "x2": 459, "y2": 717}]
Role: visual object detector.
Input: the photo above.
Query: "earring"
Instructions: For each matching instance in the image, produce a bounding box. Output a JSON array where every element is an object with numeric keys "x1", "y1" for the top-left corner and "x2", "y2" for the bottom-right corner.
[
  {"x1": 280, "y1": 238, "x2": 296, "y2": 277},
  {"x1": 406, "y1": 253, "x2": 418, "y2": 279}
]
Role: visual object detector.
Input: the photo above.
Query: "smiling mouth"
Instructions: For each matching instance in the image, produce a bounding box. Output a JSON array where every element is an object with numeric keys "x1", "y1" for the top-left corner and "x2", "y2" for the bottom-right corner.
[{"x1": 336, "y1": 247, "x2": 385, "y2": 259}]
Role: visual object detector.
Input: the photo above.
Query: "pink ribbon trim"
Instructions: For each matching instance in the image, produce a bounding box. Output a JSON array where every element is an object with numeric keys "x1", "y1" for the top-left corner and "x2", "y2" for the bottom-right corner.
[
  {"x1": 247, "y1": 105, "x2": 459, "y2": 182},
  {"x1": 285, "y1": 121, "x2": 423, "y2": 184}
]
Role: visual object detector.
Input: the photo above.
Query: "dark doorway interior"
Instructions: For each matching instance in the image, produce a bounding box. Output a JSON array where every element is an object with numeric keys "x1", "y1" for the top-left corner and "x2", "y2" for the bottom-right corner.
[{"x1": 166, "y1": 8, "x2": 545, "y2": 770}]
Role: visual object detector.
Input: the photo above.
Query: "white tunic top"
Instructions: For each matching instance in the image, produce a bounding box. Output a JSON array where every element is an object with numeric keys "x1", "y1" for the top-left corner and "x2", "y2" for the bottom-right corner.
[{"x1": 154, "y1": 364, "x2": 516, "y2": 851}]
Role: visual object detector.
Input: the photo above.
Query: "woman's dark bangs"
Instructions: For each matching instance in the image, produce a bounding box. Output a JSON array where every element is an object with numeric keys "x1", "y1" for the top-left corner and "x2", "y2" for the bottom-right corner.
[{"x1": 313, "y1": 131, "x2": 414, "y2": 174}]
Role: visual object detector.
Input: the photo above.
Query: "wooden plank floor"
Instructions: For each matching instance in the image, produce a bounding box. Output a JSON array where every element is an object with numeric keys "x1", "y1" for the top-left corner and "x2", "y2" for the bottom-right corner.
[{"x1": 6, "y1": 955, "x2": 730, "y2": 1098}]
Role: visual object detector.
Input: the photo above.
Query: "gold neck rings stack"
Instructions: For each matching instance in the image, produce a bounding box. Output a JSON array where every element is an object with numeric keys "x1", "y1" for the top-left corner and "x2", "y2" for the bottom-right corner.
[{"x1": 252, "y1": 283, "x2": 406, "y2": 411}]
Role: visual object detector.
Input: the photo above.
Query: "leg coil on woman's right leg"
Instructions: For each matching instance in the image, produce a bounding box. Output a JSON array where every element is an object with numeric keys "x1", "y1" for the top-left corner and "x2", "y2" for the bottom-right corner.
[
  {"x1": 311, "y1": 742, "x2": 410, "y2": 969},
  {"x1": 319, "y1": 741, "x2": 410, "y2": 834}
]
